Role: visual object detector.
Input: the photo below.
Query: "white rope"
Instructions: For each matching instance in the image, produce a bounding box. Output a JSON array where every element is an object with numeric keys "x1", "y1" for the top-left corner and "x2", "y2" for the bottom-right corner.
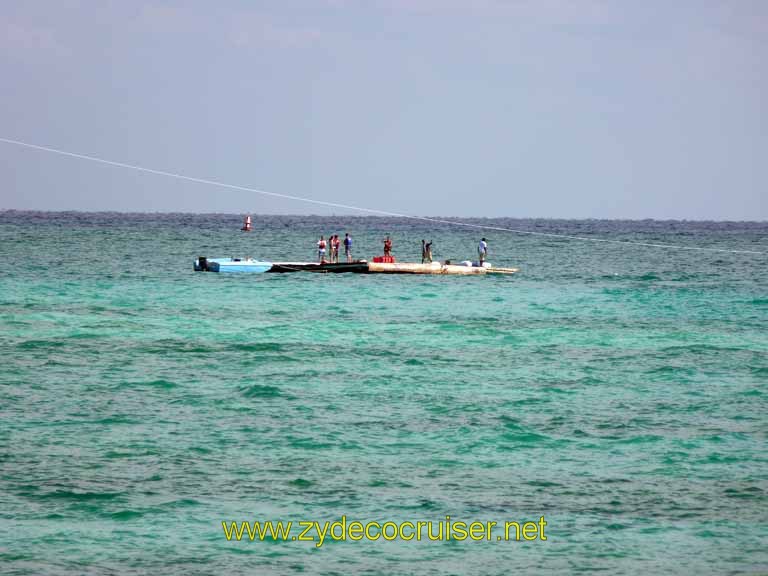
[{"x1": 1, "y1": 136, "x2": 764, "y2": 256}]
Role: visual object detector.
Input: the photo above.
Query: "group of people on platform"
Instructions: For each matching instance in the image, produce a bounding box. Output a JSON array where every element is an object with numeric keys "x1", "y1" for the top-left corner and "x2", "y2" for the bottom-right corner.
[
  {"x1": 316, "y1": 234, "x2": 489, "y2": 265},
  {"x1": 317, "y1": 233, "x2": 353, "y2": 263}
]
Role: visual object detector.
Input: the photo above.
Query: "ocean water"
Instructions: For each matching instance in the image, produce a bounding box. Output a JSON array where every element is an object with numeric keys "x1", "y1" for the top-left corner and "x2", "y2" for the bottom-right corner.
[{"x1": 1, "y1": 211, "x2": 767, "y2": 575}]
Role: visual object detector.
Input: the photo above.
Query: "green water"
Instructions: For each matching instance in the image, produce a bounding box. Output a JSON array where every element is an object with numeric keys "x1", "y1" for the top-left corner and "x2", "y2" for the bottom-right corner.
[{"x1": 1, "y1": 213, "x2": 767, "y2": 574}]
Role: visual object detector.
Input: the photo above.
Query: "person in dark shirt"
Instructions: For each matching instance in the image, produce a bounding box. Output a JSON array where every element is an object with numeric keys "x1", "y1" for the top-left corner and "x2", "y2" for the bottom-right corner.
[{"x1": 344, "y1": 233, "x2": 353, "y2": 262}]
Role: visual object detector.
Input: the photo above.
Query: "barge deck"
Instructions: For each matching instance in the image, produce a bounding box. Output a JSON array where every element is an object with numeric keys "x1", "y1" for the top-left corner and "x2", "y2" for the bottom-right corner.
[
  {"x1": 268, "y1": 261, "x2": 518, "y2": 275},
  {"x1": 196, "y1": 258, "x2": 518, "y2": 275}
]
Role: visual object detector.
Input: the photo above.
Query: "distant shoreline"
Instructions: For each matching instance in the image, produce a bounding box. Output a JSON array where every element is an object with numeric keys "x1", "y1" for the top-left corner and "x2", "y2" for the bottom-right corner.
[{"x1": 1, "y1": 209, "x2": 766, "y2": 224}]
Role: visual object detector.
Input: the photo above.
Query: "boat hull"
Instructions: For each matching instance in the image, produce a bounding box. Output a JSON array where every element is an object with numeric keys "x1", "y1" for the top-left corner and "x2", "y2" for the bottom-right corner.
[
  {"x1": 267, "y1": 261, "x2": 369, "y2": 273},
  {"x1": 195, "y1": 258, "x2": 272, "y2": 273}
]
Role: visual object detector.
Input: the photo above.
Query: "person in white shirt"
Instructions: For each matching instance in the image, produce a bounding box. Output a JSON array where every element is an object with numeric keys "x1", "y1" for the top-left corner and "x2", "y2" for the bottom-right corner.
[
  {"x1": 317, "y1": 236, "x2": 327, "y2": 262},
  {"x1": 478, "y1": 238, "x2": 488, "y2": 265}
]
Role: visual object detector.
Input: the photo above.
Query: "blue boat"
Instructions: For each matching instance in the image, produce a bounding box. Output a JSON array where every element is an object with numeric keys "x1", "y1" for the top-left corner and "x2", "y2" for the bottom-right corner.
[{"x1": 194, "y1": 257, "x2": 272, "y2": 273}]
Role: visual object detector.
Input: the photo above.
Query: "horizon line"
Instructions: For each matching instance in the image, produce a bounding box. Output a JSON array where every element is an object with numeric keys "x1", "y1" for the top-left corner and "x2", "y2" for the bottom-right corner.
[{"x1": 1, "y1": 208, "x2": 767, "y2": 224}]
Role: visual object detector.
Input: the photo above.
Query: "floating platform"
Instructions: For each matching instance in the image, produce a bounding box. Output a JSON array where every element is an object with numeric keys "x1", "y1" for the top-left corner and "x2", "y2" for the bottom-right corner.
[
  {"x1": 366, "y1": 261, "x2": 518, "y2": 275},
  {"x1": 267, "y1": 260, "x2": 518, "y2": 275},
  {"x1": 195, "y1": 258, "x2": 518, "y2": 275}
]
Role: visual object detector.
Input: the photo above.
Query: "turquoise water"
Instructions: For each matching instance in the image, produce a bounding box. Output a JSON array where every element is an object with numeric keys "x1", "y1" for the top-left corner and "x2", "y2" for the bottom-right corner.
[{"x1": 1, "y1": 212, "x2": 767, "y2": 574}]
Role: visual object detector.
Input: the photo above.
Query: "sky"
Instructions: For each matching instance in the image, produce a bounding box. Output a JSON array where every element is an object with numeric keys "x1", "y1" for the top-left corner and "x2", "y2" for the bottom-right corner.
[{"x1": 0, "y1": 0, "x2": 765, "y2": 219}]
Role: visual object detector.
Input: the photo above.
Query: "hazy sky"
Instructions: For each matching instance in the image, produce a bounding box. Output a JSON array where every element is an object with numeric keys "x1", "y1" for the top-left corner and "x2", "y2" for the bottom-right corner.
[{"x1": 0, "y1": 1, "x2": 765, "y2": 218}]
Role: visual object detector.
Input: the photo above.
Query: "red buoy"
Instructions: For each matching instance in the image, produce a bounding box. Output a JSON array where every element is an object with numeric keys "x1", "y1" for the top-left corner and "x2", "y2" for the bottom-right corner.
[{"x1": 241, "y1": 215, "x2": 252, "y2": 231}]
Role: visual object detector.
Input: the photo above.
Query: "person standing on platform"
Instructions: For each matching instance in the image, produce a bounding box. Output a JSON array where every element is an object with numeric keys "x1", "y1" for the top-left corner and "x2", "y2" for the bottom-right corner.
[
  {"x1": 478, "y1": 237, "x2": 488, "y2": 265},
  {"x1": 425, "y1": 240, "x2": 433, "y2": 263},
  {"x1": 383, "y1": 235, "x2": 392, "y2": 258},
  {"x1": 344, "y1": 233, "x2": 353, "y2": 262},
  {"x1": 333, "y1": 235, "x2": 341, "y2": 263},
  {"x1": 421, "y1": 239, "x2": 427, "y2": 263},
  {"x1": 317, "y1": 236, "x2": 327, "y2": 263}
]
